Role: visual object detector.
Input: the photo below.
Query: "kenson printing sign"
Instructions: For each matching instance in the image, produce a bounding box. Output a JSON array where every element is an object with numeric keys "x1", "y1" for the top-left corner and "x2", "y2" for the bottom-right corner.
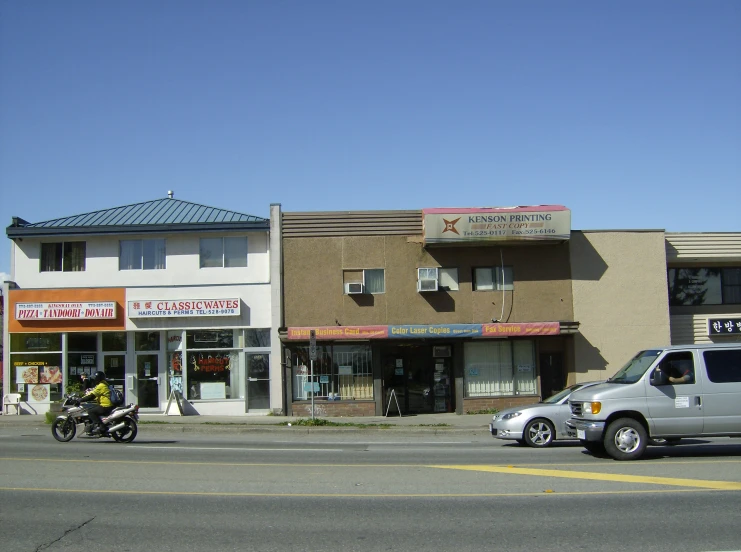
[
  {"x1": 423, "y1": 205, "x2": 571, "y2": 244},
  {"x1": 15, "y1": 302, "x2": 117, "y2": 320},
  {"x1": 128, "y1": 299, "x2": 241, "y2": 318}
]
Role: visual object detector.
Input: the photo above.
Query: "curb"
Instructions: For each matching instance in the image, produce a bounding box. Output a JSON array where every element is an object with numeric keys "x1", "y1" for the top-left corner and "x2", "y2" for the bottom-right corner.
[{"x1": 0, "y1": 420, "x2": 490, "y2": 436}]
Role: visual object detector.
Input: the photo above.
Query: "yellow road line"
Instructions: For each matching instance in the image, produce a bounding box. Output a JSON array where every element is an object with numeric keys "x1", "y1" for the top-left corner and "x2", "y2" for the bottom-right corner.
[
  {"x1": 2, "y1": 457, "x2": 741, "y2": 490},
  {"x1": 431, "y1": 464, "x2": 741, "y2": 490}
]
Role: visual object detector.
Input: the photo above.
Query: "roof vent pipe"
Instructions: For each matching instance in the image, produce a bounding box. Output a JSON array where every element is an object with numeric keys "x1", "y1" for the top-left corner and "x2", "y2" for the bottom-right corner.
[{"x1": 167, "y1": 190, "x2": 174, "y2": 198}]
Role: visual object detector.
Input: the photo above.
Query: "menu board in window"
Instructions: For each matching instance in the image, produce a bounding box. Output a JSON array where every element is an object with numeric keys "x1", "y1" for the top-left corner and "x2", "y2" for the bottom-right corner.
[
  {"x1": 199, "y1": 382, "x2": 226, "y2": 400},
  {"x1": 16, "y1": 366, "x2": 39, "y2": 384}
]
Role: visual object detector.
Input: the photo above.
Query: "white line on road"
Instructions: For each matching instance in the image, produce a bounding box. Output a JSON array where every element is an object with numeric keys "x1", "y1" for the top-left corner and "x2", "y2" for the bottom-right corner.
[{"x1": 131, "y1": 446, "x2": 343, "y2": 452}]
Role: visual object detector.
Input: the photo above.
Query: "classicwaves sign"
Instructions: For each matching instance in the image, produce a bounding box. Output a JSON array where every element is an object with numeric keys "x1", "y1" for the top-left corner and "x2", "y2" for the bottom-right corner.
[
  {"x1": 15, "y1": 302, "x2": 117, "y2": 320},
  {"x1": 286, "y1": 322, "x2": 560, "y2": 340},
  {"x1": 128, "y1": 299, "x2": 241, "y2": 318},
  {"x1": 423, "y1": 205, "x2": 571, "y2": 244}
]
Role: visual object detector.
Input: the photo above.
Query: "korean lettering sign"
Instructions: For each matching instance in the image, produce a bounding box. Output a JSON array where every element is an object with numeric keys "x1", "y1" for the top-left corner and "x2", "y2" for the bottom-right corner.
[{"x1": 708, "y1": 318, "x2": 741, "y2": 335}]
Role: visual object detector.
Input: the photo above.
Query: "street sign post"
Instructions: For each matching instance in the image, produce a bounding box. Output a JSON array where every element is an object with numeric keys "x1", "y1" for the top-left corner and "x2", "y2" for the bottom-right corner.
[{"x1": 309, "y1": 330, "x2": 316, "y2": 419}]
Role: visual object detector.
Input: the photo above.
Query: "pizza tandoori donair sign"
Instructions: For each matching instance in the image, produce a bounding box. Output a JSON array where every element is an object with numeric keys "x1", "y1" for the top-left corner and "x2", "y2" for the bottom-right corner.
[{"x1": 15, "y1": 302, "x2": 117, "y2": 320}]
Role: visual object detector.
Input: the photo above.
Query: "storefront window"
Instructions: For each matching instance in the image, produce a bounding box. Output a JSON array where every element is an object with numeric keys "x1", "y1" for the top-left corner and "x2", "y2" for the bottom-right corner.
[
  {"x1": 463, "y1": 340, "x2": 537, "y2": 397},
  {"x1": 10, "y1": 352, "x2": 64, "y2": 404},
  {"x1": 135, "y1": 331, "x2": 161, "y2": 351},
  {"x1": 244, "y1": 328, "x2": 270, "y2": 347},
  {"x1": 186, "y1": 329, "x2": 234, "y2": 349},
  {"x1": 67, "y1": 332, "x2": 98, "y2": 390},
  {"x1": 167, "y1": 331, "x2": 184, "y2": 397},
  {"x1": 186, "y1": 350, "x2": 241, "y2": 400},
  {"x1": 290, "y1": 344, "x2": 373, "y2": 401},
  {"x1": 68, "y1": 332, "x2": 97, "y2": 352},
  {"x1": 185, "y1": 329, "x2": 241, "y2": 400},
  {"x1": 102, "y1": 332, "x2": 127, "y2": 352},
  {"x1": 10, "y1": 333, "x2": 62, "y2": 353}
]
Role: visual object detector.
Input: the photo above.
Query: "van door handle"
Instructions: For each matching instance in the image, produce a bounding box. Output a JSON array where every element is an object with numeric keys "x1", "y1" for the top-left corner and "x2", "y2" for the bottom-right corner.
[{"x1": 695, "y1": 396, "x2": 702, "y2": 407}]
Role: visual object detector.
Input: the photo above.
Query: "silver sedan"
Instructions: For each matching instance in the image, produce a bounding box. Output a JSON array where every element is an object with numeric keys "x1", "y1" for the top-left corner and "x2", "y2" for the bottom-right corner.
[{"x1": 488, "y1": 382, "x2": 603, "y2": 447}]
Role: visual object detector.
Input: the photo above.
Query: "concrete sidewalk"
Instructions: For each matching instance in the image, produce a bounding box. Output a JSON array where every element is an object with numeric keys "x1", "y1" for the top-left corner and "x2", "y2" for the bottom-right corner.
[{"x1": 0, "y1": 411, "x2": 495, "y2": 435}]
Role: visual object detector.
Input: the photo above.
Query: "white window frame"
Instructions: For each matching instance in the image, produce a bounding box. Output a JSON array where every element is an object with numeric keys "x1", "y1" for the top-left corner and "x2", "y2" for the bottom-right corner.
[
  {"x1": 119, "y1": 239, "x2": 166, "y2": 270},
  {"x1": 40, "y1": 241, "x2": 86, "y2": 272},
  {"x1": 199, "y1": 237, "x2": 248, "y2": 268},
  {"x1": 363, "y1": 269, "x2": 385, "y2": 294},
  {"x1": 417, "y1": 267, "x2": 439, "y2": 292},
  {"x1": 474, "y1": 266, "x2": 513, "y2": 291},
  {"x1": 439, "y1": 267, "x2": 459, "y2": 291}
]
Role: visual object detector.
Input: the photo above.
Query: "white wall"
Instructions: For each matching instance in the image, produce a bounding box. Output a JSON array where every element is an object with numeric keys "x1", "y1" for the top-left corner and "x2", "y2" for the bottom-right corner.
[{"x1": 12, "y1": 231, "x2": 270, "y2": 289}]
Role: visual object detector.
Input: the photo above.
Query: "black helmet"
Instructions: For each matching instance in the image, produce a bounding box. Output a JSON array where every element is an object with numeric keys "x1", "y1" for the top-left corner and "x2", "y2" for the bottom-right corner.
[{"x1": 92, "y1": 371, "x2": 107, "y2": 384}]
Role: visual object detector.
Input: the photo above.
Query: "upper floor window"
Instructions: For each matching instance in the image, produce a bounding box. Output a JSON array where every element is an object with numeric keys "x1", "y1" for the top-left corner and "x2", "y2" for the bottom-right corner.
[
  {"x1": 418, "y1": 267, "x2": 459, "y2": 292},
  {"x1": 119, "y1": 239, "x2": 166, "y2": 270},
  {"x1": 474, "y1": 266, "x2": 513, "y2": 291},
  {"x1": 200, "y1": 237, "x2": 248, "y2": 268},
  {"x1": 40, "y1": 242, "x2": 86, "y2": 272},
  {"x1": 343, "y1": 268, "x2": 385, "y2": 294},
  {"x1": 668, "y1": 267, "x2": 741, "y2": 306},
  {"x1": 364, "y1": 269, "x2": 385, "y2": 293}
]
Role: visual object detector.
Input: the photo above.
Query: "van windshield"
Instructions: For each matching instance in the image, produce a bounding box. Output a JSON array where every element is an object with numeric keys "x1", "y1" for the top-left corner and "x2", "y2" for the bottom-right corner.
[{"x1": 608, "y1": 350, "x2": 663, "y2": 384}]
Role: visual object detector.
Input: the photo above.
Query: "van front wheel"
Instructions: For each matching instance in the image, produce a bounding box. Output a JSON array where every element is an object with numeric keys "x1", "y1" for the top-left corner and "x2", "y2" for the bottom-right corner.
[{"x1": 604, "y1": 418, "x2": 648, "y2": 461}]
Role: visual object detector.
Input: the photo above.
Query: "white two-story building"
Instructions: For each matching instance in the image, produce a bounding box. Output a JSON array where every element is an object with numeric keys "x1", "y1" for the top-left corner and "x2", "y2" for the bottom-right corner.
[{"x1": 2, "y1": 194, "x2": 284, "y2": 416}]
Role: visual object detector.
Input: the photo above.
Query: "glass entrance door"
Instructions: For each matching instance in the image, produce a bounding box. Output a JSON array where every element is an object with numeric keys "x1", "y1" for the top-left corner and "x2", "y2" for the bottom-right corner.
[
  {"x1": 245, "y1": 353, "x2": 270, "y2": 411},
  {"x1": 136, "y1": 354, "x2": 160, "y2": 409},
  {"x1": 382, "y1": 344, "x2": 435, "y2": 414},
  {"x1": 103, "y1": 354, "x2": 126, "y2": 404}
]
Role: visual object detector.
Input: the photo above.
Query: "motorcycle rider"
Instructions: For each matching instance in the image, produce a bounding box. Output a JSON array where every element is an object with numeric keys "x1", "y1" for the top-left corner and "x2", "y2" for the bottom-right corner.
[{"x1": 79, "y1": 371, "x2": 113, "y2": 435}]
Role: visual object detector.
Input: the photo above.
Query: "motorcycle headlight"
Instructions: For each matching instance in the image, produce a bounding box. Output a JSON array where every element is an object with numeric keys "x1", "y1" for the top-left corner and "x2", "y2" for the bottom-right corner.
[{"x1": 502, "y1": 412, "x2": 522, "y2": 420}]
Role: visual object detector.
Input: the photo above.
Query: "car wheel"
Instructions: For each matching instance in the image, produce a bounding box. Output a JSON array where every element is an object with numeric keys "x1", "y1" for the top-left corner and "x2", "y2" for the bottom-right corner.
[
  {"x1": 523, "y1": 418, "x2": 555, "y2": 447},
  {"x1": 604, "y1": 418, "x2": 648, "y2": 460}
]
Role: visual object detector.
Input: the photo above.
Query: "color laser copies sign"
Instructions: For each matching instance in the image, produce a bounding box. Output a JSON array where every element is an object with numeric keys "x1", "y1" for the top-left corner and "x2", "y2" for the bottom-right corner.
[
  {"x1": 389, "y1": 324, "x2": 483, "y2": 338},
  {"x1": 128, "y1": 299, "x2": 241, "y2": 318},
  {"x1": 15, "y1": 302, "x2": 117, "y2": 320}
]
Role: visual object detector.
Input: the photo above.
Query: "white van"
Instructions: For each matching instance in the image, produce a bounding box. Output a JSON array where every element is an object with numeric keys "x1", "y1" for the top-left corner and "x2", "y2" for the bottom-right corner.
[{"x1": 566, "y1": 343, "x2": 741, "y2": 460}]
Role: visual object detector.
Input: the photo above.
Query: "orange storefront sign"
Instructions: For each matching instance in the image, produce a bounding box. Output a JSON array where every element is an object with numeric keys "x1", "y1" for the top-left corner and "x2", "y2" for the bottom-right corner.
[{"x1": 8, "y1": 288, "x2": 126, "y2": 332}]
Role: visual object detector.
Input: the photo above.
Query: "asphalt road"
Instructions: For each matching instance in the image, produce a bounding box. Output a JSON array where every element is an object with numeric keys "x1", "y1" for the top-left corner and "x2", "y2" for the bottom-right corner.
[{"x1": 2, "y1": 428, "x2": 741, "y2": 551}]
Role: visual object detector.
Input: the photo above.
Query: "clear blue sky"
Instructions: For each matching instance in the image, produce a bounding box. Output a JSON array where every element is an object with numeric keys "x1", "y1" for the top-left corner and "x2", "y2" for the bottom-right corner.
[{"x1": 1, "y1": 0, "x2": 740, "y2": 279}]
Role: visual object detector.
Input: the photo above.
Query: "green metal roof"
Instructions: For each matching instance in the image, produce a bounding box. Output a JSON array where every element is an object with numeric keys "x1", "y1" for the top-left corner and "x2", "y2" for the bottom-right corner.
[{"x1": 7, "y1": 197, "x2": 269, "y2": 238}]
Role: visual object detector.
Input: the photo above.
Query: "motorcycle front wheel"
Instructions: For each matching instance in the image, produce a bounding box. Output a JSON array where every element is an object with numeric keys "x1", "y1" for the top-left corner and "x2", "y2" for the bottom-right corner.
[
  {"x1": 51, "y1": 418, "x2": 77, "y2": 442},
  {"x1": 111, "y1": 418, "x2": 138, "y2": 443}
]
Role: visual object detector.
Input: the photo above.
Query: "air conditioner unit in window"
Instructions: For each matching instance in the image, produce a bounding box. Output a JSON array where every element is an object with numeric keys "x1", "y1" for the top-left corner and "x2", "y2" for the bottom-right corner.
[
  {"x1": 344, "y1": 282, "x2": 365, "y2": 295},
  {"x1": 417, "y1": 278, "x2": 438, "y2": 292}
]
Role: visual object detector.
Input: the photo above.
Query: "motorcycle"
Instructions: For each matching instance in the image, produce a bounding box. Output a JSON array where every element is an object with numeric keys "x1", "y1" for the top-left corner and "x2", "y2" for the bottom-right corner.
[{"x1": 51, "y1": 393, "x2": 140, "y2": 443}]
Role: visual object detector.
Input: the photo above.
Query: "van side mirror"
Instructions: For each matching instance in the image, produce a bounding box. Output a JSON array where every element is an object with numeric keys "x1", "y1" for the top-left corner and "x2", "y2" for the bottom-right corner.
[{"x1": 651, "y1": 368, "x2": 668, "y2": 386}]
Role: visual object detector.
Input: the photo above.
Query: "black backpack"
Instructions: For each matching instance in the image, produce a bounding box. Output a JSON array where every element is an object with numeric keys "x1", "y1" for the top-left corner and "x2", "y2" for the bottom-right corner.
[{"x1": 108, "y1": 385, "x2": 124, "y2": 407}]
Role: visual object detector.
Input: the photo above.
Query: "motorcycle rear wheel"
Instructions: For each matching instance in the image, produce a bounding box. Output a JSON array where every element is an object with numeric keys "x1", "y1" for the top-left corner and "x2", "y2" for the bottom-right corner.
[
  {"x1": 111, "y1": 418, "x2": 138, "y2": 443},
  {"x1": 51, "y1": 418, "x2": 77, "y2": 442}
]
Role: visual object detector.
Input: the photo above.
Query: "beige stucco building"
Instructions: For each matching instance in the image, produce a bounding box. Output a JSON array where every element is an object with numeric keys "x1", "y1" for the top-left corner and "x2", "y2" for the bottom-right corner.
[{"x1": 278, "y1": 206, "x2": 740, "y2": 418}]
